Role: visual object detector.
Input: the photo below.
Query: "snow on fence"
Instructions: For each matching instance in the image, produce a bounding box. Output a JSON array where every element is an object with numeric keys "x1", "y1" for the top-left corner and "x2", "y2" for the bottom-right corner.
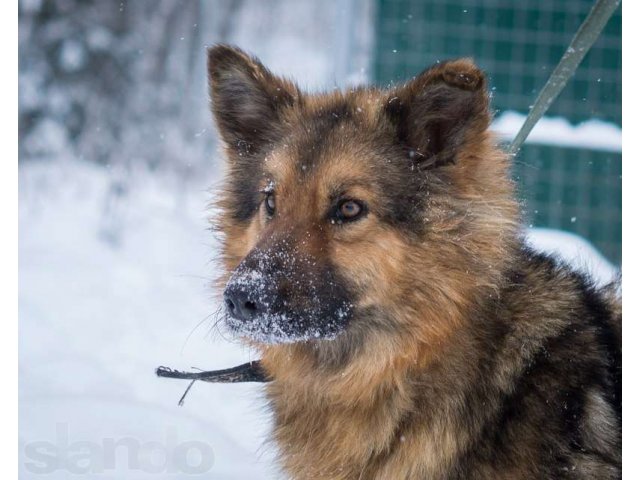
[{"x1": 492, "y1": 111, "x2": 622, "y2": 153}]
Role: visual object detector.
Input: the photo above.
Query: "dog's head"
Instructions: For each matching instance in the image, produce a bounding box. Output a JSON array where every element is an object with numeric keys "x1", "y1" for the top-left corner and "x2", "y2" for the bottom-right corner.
[{"x1": 208, "y1": 45, "x2": 518, "y2": 347}]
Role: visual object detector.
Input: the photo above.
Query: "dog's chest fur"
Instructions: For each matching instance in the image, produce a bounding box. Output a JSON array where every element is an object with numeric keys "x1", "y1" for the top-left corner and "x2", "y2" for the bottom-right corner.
[{"x1": 260, "y1": 249, "x2": 621, "y2": 480}]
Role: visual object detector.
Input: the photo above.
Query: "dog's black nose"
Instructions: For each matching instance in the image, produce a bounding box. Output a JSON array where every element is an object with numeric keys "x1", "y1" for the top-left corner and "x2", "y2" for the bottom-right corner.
[{"x1": 224, "y1": 287, "x2": 260, "y2": 322}]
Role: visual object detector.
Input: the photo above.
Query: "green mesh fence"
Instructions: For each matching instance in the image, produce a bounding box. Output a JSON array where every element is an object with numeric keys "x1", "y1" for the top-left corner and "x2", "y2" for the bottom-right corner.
[
  {"x1": 513, "y1": 145, "x2": 621, "y2": 263},
  {"x1": 374, "y1": 0, "x2": 621, "y2": 264}
]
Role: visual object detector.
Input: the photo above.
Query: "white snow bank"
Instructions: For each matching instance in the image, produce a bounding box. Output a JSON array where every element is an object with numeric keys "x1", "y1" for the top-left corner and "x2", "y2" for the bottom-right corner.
[
  {"x1": 19, "y1": 160, "x2": 278, "y2": 479},
  {"x1": 526, "y1": 228, "x2": 619, "y2": 287},
  {"x1": 492, "y1": 111, "x2": 622, "y2": 152},
  {"x1": 18, "y1": 160, "x2": 619, "y2": 478}
]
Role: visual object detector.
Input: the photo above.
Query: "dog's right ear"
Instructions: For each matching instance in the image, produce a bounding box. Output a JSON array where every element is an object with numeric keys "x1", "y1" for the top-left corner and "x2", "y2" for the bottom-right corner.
[{"x1": 207, "y1": 45, "x2": 300, "y2": 157}]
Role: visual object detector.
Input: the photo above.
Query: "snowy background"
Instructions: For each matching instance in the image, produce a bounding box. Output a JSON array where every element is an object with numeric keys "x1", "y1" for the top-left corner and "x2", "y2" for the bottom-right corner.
[{"x1": 19, "y1": 1, "x2": 619, "y2": 478}]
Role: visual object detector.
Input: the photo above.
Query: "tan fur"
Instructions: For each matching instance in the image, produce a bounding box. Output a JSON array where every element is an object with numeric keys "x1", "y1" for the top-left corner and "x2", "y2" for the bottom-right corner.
[
  {"x1": 240, "y1": 120, "x2": 519, "y2": 479},
  {"x1": 207, "y1": 45, "x2": 621, "y2": 479}
]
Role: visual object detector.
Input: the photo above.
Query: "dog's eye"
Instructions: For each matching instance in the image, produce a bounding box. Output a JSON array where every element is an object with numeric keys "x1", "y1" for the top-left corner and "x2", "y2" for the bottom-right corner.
[
  {"x1": 333, "y1": 199, "x2": 366, "y2": 223},
  {"x1": 340, "y1": 200, "x2": 361, "y2": 218},
  {"x1": 264, "y1": 192, "x2": 276, "y2": 216}
]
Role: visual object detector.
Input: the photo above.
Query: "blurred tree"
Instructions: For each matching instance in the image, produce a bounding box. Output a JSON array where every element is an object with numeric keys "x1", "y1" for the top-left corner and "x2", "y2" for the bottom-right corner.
[
  {"x1": 19, "y1": 0, "x2": 243, "y2": 176},
  {"x1": 19, "y1": 0, "x2": 373, "y2": 179}
]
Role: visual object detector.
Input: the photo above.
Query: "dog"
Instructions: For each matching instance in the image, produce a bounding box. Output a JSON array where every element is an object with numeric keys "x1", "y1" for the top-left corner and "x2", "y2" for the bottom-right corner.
[{"x1": 207, "y1": 44, "x2": 621, "y2": 479}]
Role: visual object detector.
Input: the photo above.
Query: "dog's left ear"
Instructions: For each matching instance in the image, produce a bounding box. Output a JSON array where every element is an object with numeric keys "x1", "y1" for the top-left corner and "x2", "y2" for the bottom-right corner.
[
  {"x1": 385, "y1": 59, "x2": 490, "y2": 169},
  {"x1": 208, "y1": 45, "x2": 300, "y2": 156}
]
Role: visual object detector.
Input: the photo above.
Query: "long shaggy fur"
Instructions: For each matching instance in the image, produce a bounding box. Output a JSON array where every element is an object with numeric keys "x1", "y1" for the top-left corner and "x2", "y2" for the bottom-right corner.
[{"x1": 207, "y1": 44, "x2": 621, "y2": 479}]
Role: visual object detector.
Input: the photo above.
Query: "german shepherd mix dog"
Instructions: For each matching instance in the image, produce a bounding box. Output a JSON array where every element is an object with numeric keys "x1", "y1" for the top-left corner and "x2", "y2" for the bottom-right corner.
[{"x1": 207, "y1": 45, "x2": 621, "y2": 479}]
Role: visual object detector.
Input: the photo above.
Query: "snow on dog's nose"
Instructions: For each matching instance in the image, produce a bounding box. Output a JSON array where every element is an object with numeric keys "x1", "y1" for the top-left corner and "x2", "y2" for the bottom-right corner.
[
  {"x1": 224, "y1": 285, "x2": 260, "y2": 323},
  {"x1": 222, "y1": 236, "x2": 354, "y2": 344},
  {"x1": 223, "y1": 268, "x2": 272, "y2": 323}
]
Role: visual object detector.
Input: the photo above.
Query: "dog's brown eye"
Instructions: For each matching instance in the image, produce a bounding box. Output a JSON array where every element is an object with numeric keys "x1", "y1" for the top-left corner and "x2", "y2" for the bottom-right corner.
[
  {"x1": 340, "y1": 200, "x2": 361, "y2": 218},
  {"x1": 334, "y1": 199, "x2": 366, "y2": 223},
  {"x1": 265, "y1": 193, "x2": 276, "y2": 216}
]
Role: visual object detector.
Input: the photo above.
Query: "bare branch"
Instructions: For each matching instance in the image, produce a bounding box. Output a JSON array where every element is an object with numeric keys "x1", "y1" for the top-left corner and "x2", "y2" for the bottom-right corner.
[{"x1": 156, "y1": 360, "x2": 269, "y2": 384}]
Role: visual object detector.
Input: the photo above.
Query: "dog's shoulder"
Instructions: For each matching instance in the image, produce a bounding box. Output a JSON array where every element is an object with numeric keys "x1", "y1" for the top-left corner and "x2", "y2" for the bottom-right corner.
[{"x1": 461, "y1": 245, "x2": 622, "y2": 477}]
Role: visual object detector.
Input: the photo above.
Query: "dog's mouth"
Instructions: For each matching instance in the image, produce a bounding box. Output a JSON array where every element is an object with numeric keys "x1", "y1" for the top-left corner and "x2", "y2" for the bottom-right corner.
[
  {"x1": 222, "y1": 252, "x2": 355, "y2": 344},
  {"x1": 222, "y1": 280, "x2": 356, "y2": 342},
  {"x1": 223, "y1": 304, "x2": 352, "y2": 344}
]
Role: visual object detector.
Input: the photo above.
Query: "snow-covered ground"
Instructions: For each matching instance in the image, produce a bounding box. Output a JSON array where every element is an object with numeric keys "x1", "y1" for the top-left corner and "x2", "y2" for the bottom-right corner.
[
  {"x1": 19, "y1": 161, "x2": 277, "y2": 479},
  {"x1": 18, "y1": 160, "x2": 619, "y2": 479}
]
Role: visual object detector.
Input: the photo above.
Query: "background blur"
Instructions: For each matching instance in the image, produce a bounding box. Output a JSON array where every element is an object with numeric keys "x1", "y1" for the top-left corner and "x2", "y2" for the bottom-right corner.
[{"x1": 19, "y1": 0, "x2": 621, "y2": 478}]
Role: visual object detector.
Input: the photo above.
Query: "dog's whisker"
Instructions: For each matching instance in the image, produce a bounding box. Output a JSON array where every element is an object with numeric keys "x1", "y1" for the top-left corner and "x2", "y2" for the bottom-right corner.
[{"x1": 180, "y1": 310, "x2": 218, "y2": 355}]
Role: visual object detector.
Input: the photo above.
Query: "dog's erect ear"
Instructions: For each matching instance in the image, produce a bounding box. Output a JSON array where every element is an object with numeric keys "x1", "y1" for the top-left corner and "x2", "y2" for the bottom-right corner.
[
  {"x1": 207, "y1": 45, "x2": 300, "y2": 156},
  {"x1": 385, "y1": 59, "x2": 490, "y2": 169}
]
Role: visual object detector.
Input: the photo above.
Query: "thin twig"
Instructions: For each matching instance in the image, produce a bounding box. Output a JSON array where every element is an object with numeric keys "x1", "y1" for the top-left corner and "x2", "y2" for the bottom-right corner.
[
  {"x1": 156, "y1": 360, "x2": 269, "y2": 384},
  {"x1": 178, "y1": 379, "x2": 197, "y2": 406},
  {"x1": 157, "y1": 361, "x2": 269, "y2": 406}
]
